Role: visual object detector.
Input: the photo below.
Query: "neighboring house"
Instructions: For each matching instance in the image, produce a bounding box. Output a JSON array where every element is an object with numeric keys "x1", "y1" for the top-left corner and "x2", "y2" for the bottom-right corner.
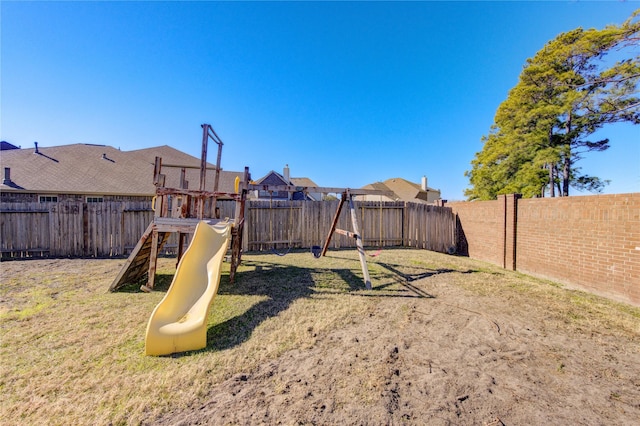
[
  {"x1": 0, "y1": 143, "x2": 243, "y2": 203},
  {"x1": 252, "y1": 165, "x2": 322, "y2": 201},
  {"x1": 359, "y1": 176, "x2": 441, "y2": 204},
  {"x1": 1, "y1": 141, "x2": 20, "y2": 151}
]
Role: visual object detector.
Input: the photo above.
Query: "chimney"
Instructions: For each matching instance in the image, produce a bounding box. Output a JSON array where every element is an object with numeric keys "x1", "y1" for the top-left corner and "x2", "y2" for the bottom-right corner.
[
  {"x1": 421, "y1": 176, "x2": 428, "y2": 191},
  {"x1": 34, "y1": 142, "x2": 39, "y2": 154},
  {"x1": 283, "y1": 164, "x2": 290, "y2": 183},
  {"x1": 3, "y1": 167, "x2": 11, "y2": 185}
]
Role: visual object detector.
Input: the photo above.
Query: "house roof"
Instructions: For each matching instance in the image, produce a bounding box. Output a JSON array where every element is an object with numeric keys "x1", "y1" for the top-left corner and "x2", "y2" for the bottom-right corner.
[
  {"x1": 255, "y1": 170, "x2": 288, "y2": 186},
  {"x1": 1, "y1": 141, "x2": 20, "y2": 151},
  {"x1": 361, "y1": 178, "x2": 440, "y2": 203},
  {"x1": 0, "y1": 143, "x2": 243, "y2": 196},
  {"x1": 253, "y1": 171, "x2": 320, "y2": 200},
  {"x1": 290, "y1": 177, "x2": 317, "y2": 187},
  {"x1": 255, "y1": 171, "x2": 319, "y2": 189}
]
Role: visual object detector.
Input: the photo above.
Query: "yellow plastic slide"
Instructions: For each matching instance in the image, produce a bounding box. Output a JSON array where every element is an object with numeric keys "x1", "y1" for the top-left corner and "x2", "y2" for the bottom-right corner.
[{"x1": 145, "y1": 220, "x2": 232, "y2": 356}]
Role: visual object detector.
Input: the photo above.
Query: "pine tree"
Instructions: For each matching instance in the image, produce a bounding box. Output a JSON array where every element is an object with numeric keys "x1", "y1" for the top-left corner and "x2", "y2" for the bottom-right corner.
[{"x1": 466, "y1": 11, "x2": 640, "y2": 200}]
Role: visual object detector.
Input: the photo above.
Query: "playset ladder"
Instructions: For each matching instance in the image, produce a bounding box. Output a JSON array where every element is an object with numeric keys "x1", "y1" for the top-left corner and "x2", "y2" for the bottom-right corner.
[{"x1": 108, "y1": 222, "x2": 172, "y2": 292}]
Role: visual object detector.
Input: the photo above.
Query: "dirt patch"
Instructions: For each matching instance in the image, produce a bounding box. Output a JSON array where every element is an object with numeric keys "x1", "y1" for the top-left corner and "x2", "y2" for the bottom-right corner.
[{"x1": 152, "y1": 257, "x2": 640, "y2": 425}]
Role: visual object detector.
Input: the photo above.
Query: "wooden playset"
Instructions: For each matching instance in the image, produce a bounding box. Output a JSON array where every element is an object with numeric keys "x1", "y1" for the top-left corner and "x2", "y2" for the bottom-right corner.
[{"x1": 109, "y1": 124, "x2": 391, "y2": 292}]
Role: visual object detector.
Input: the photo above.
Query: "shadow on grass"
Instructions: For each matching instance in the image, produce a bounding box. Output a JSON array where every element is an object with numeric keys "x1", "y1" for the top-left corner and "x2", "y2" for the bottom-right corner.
[
  {"x1": 373, "y1": 262, "x2": 483, "y2": 298},
  {"x1": 204, "y1": 257, "x2": 457, "y2": 352},
  {"x1": 162, "y1": 254, "x2": 474, "y2": 355},
  {"x1": 111, "y1": 273, "x2": 174, "y2": 293},
  {"x1": 205, "y1": 260, "x2": 317, "y2": 352}
]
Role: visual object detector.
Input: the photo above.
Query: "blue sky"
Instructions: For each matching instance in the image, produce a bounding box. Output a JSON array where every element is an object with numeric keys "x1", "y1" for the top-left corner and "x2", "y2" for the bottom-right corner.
[{"x1": 1, "y1": 1, "x2": 638, "y2": 200}]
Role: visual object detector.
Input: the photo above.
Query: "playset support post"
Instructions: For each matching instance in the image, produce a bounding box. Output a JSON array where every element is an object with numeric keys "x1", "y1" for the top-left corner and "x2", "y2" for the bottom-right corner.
[
  {"x1": 229, "y1": 167, "x2": 249, "y2": 283},
  {"x1": 320, "y1": 190, "x2": 372, "y2": 289}
]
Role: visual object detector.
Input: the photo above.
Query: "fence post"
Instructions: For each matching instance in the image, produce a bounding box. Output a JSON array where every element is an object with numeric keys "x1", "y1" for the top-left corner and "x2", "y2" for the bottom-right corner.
[
  {"x1": 402, "y1": 202, "x2": 409, "y2": 247},
  {"x1": 503, "y1": 194, "x2": 521, "y2": 270}
]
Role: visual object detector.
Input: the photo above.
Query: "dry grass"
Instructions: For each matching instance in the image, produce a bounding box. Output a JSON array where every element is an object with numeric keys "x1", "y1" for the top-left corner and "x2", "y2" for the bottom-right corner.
[{"x1": 1, "y1": 249, "x2": 638, "y2": 425}]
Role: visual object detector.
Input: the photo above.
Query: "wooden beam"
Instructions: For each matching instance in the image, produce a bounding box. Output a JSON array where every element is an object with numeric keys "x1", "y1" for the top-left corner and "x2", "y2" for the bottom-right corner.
[
  {"x1": 155, "y1": 187, "x2": 240, "y2": 199},
  {"x1": 230, "y1": 167, "x2": 249, "y2": 283},
  {"x1": 211, "y1": 134, "x2": 223, "y2": 217},
  {"x1": 142, "y1": 227, "x2": 160, "y2": 292},
  {"x1": 247, "y1": 184, "x2": 394, "y2": 197},
  {"x1": 153, "y1": 157, "x2": 162, "y2": 186},
  {"x1": 154, "y1": 217, "x2": 233, "y2": 231},
  {"x1": 161, "y1": 163, "x2": 220, "y2": 171},
  {"x1": 108, "y1": 222, "x2": 154, "y2": 292},
  {"x1": 348, "y1": 192, "x2": 372, "y2": 290},
  {"x1": 199, "y1": 124, "x2": 208, "y2": 191},
  {"x1": 334, "y1": 228, "x2": 357, "y2": 239},
  {"x1": 322, "y1": 193, "x2": 346, "y2": 257},
  {"x1": 177, "y1": 232, "x2": 187, "y2": 268}
]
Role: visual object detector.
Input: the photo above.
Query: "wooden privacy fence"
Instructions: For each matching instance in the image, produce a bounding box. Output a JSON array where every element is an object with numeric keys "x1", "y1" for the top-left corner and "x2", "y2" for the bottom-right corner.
[
  {"x1": 0, "y1": 200, "x2": 456, "y2": 259},
  {"x1": 404, "y1": 203, "x2": 457, "y2": 253},
  {"x1": 245, "y1": 200, "x2": 456, "y2": 254},
  {"x1": 1, "y1": 201, "x2": 154, "y2": 258}
]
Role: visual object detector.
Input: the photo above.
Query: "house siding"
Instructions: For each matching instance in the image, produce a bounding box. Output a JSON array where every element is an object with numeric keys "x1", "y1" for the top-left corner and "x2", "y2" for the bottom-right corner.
[{"x1": 0, "y1": 192, "x2": 152, "y2": 203}]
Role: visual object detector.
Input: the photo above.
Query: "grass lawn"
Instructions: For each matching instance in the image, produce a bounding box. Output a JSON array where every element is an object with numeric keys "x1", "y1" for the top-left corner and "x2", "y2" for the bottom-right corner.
[{"x1": 1, "y1": 249, "x2": 638, "y2": 425}]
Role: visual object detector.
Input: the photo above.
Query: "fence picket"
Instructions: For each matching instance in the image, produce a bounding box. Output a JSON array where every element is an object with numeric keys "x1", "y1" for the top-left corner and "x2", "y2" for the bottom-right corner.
[
  {"x1": 0, "y1": 199, "x2": 455, "y2": 259},
  {"x1": 244, "y1": 200, "x2": 454, "y2": 253}
]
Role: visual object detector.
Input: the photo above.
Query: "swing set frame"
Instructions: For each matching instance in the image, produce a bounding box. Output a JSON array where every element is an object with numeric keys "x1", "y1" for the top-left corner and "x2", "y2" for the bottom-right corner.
[{"x1": 244, "y1": 183, "x2": 393, "y2": 289}]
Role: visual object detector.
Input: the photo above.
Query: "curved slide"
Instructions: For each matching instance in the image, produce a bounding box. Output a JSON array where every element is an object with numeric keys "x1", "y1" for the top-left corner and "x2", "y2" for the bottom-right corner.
[{"x1": 145, "y1": 220, "x2": 232, "y2": 356}]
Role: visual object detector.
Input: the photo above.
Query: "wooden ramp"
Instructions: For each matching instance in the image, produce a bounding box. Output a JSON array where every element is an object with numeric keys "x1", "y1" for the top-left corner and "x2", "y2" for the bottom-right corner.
[{"x1": 108, "y1": 222, "x2": 171, "y2": 292}]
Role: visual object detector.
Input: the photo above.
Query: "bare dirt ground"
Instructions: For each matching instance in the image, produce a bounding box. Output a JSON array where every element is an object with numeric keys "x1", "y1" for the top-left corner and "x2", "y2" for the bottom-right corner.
[
  {"x1": 2, "y1": 251, "x2": 639, "y2": 425},
  {"x1": 152, "y1": 253, "x2": 640, "y2": 425}
]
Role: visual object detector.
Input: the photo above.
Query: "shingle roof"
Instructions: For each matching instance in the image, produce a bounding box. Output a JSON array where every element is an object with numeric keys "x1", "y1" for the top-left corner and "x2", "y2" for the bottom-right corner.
[
  {"x1": 254, "y1": 172, "x2": 319, "y2": 188},
  {"x1": 0, "y1": 143, "x2": 243, "y2": 196},
  {"x1": 290, "y1": 177, "x2": 318, "y2": 187},
  {"x1": 361, "y1": 178, "x2": 440, "y2": 203}
]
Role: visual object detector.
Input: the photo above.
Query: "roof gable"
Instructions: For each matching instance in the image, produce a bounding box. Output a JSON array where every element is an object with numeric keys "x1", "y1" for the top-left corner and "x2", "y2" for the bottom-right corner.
[
  {"x1": 253, "y1": 171, "x2": 320, "y2": 200},
  {"x1": 383, "y1": 178, "x2": 421, "y2": 201},
  {"x1": 256, "y1": 171, "x2": 289, "y2": 186}
]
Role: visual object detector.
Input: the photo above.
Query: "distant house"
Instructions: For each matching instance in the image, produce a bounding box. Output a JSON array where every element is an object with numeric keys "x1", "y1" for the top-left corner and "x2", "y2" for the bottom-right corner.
[
  {"x1": 0, "y1": 143, "x2": 243, "y2": 203},
  {"x1": 359, "y1": 176, "x2": 441, "y2": 204},
  {"x1": 1, "y1": 141, "x2": 20, "y2": 151},
  {"x1": 252, "y1": 165, "x2": 322, "y2": 201}
]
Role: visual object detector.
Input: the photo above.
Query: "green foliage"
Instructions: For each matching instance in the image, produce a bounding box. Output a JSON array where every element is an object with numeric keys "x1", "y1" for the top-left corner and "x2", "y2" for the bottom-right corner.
[{"x1": 466, "y1": 10, "x2": 640, "y2": 200}]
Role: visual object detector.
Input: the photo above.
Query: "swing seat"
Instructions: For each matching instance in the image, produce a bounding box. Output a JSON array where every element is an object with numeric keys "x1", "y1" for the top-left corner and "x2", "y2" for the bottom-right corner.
[{"x1": 271, "y1": 246, "x2": 292, "y2": 257}]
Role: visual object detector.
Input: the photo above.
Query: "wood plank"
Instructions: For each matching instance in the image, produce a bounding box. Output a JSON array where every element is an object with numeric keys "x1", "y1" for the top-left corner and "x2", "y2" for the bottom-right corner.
[
  {"x1": 348, "y1": 194, "x2": 371, "y2": 290},
  {"x1": 1, "y1": 199, "x2": 457, "y2": 261},
  {"x1": 146, "y1": 229, "x2": 160, "y2": 290},
  {"x1": 334, "y1": 228, "x2": 357, "y2": 239},
  {"x1": 108, "y1": 222, "x2": 155, "y2": 291},
  {"x1": 322, "y1": 195, "x2": 346, "y2": 256},
  {"x1": 247, "y1": 184, "x2": 394, "y2": 197}
]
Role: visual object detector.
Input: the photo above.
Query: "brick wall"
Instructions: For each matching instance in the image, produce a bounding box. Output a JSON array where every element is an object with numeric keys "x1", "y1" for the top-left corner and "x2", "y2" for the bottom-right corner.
[
  {"x1": 448, "y1": 193, "x2": 640, "y2": 307},
  {"x1": 448, "y1": 197, "x2": 505, "y2": 267}
]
